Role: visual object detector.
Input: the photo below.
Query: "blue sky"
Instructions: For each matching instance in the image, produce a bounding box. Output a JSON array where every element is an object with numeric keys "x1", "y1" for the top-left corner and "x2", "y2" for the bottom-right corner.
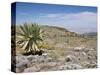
[{"x1": 15, "y1": 2, "x2": 97, "y2": 33}]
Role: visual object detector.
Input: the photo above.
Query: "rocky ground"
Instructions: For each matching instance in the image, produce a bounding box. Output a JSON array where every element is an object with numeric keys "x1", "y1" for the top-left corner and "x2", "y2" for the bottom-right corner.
[
  {"x1": 15, "y1": 47, "x2": 97, "y2": 73},
  {"x1": 14, "y1": 25, "x2": 97, "y2": 73}
]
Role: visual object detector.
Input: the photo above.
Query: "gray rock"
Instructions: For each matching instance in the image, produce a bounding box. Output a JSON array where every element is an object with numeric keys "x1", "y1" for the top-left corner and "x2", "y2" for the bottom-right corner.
[
  {"x1": 15, "y1": 53, "x2": 54, "y2": 72},
  {"x1": 84, "y1": 61, "x2": 97, "y2": 68},
  {"x1": 74, "y1": 47, "x2": 85, "y2": 51},
  {"x1": 59, "y1": 63, "x2": 82, "y2": 70},
  {"x1": 65, "y1": 56, "x2": 72, "y2": 62},
  {"x1": 65, "y1": 55, "x2": 76, "y2": 63},
  {"x1": 16, "y1": 55, "x2": 29, "y2": 68},
  {"x1": 38, "y1": 62, "x2": 59, "y2": 71},
  {"x1": 24, "y1": 66, "x2": 40, "y2": 72}
]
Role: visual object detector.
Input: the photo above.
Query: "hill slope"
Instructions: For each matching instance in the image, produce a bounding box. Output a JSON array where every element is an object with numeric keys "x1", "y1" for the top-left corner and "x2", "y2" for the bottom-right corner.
[{"x1": 15, "y1": 25, "x2": 97, "y2": 72}]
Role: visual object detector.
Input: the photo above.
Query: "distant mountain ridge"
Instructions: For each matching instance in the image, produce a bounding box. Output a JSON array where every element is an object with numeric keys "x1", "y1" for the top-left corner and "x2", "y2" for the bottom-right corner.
[{"x1": 81, "y1": 32, "x2": 97, "y2": 38}]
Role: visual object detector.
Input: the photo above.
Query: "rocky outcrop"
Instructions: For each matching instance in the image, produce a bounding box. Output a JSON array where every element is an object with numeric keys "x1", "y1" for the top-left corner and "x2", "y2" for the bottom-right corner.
[{"x1": 15, "y1": 47, "x2": 97, "y2": 73}]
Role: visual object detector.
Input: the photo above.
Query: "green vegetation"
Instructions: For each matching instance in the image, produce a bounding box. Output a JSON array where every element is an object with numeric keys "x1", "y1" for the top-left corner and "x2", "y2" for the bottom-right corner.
[{"x1": 16, "y1": 23, "x2": 44, "y2": 55}]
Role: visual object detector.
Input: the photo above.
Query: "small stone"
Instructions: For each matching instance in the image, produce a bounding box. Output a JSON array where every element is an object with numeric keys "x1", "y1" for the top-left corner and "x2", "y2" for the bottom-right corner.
[{"x1": 65, "y1": 56, "x2": 72, "y2": 62}]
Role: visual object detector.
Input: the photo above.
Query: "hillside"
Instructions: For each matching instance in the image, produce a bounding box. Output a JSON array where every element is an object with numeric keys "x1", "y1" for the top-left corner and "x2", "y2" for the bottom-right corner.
[
  {"x1": 15, "y1": 25, "x2": 97, "y2": 72},
  {"x1": 40, "y1": 25, "x2": 97, "y2": 49}
]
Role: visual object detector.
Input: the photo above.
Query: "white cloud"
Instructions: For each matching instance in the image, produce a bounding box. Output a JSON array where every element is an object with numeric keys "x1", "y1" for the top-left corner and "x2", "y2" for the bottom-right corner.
[
  {"x1": 38, "y1": 11, "x2": 97, "y2": 33},
  {"x1": 39, "y1": 14, "x2": 59, "y2": 18},
  {"x1": 40, "y1": 11, "x2": 97, "y2": 20}
]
